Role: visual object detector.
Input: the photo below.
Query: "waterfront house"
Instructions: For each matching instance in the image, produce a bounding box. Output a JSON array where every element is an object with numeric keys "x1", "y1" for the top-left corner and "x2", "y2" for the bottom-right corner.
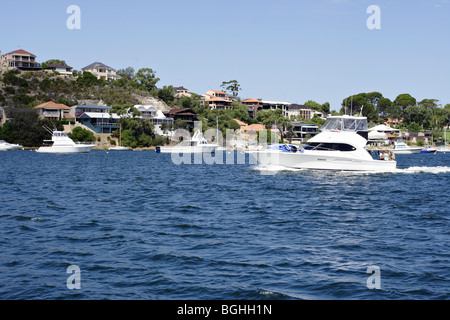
[
  {"x1": 287, "y1": 104, "x2": 314, "y2": 120},
  {"x1": 34, "y1": 101, "x2": 74, "y2": 121},
  {"x1": 133, "y1": 105, "x2": 174, "y2": 135},
  {"x1": 241, "y1": 99, "x2": 263, "y2": 118},
  {"x1": 201, "y1": 90, "x2": 233, "y2": 110},
  {"x1": 46, "y1": 63, "x2": 73, "y2": 75},
  {"x1": 0, "y1": 49, "x2": 42, "y2": 71},
  {"x1": 81, "y1": 62, "x2": 121, "y2": 81},
  {"x1": 72, "y1": 105, "x2": 113, "y2": 118},
  {"x1": 402, "y1": 131, "x2": 433, "y2": 145},
  {"x1": 164, "y1": 108, "x2": 198, "y2": 130},
  {"x1": 77, "y1": 112, "x2": 121, "y2": 134},
  {"x1": 260, "y1": 100, "x2": 291, "y2": 118},
  {"x1": 291, "y1": 122, "x2": 319, "y2": 142}
]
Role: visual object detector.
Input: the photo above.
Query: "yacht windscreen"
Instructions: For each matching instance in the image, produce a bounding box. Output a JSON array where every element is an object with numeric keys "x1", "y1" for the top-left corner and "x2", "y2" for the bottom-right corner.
[{"x1": 321, "y1": 118, "x2": 368, "y2": 132}]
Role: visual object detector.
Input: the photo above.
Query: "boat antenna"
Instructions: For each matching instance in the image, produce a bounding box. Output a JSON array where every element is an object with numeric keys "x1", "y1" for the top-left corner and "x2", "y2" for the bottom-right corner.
[
  {"x1": 350, "y1": 96, "x2": 353, "y2": 116},
  {"x1": 360, "y1": 105, "x2": 364, "y2": 117},
  {"x1": 42, "y1": 125, "x2": 54, "y2": 134}
]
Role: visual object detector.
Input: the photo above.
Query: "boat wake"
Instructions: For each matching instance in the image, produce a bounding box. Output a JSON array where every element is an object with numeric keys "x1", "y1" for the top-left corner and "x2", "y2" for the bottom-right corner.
[
  {"x1": 252, "y1": 165, "x2": 450, "y2": 175},
  {"x1": 394, "y1": 166, "x2": 450, "y2": 174}
]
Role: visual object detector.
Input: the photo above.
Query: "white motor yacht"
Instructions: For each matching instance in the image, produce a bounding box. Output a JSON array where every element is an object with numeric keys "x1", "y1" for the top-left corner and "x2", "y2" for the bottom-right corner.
[
  {"x1": 156, "y1": 130, "x2": 219, "y2": 154},
  {"x1": 0, "y1": 140, "x2": 23, "y2": 151},
  {"x1": 248, "y1": 115, "x2": 397, "y2": 172},
  {"x1": 36, "y1": 129, "x2": 96, "y2": 154},
  {"x1": 392, "y1": 139, "x2": 422, "y2": 154}
]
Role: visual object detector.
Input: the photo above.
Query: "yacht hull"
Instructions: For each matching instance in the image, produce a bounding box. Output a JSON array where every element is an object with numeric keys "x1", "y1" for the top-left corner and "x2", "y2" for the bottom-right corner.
[
  {"x1": 248, "y1": 151, "x2": 397, "y2": 172},
  {"x1": 36, "y1": 145, "x2": 95, "y2": 153},
  {"x1": 157, "y1": 146, "x2": 218, "y2": 154},
  {"x1": 392, "y1": 149, "x2": 422, "y2": 154}
]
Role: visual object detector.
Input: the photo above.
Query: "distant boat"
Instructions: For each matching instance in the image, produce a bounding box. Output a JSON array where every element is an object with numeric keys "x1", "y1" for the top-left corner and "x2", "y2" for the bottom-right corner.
[
  {"x1": 392, "y1": 139, "x2": 422, "y2": 154},
  {"x1": 0, "y1": 140, "x2": 23, "y2": 151},
  {"x1": 420, "y1": 146, "x2": 437, "y2": 154},
  {"x1": 437, "y1": 127, "x2": 449, "y2": 153},
  {"x1": 36, "y1": 127, "x2": 96, "y2": 154},
  {"x1": 156, "y1": 130, "x2": 219, "y2": 154}
]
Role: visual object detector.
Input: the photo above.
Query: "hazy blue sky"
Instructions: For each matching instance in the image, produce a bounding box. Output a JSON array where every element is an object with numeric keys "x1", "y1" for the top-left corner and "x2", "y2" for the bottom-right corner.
[{"x1": 1, "y1": 0, "x2": 449, "y2": 110}]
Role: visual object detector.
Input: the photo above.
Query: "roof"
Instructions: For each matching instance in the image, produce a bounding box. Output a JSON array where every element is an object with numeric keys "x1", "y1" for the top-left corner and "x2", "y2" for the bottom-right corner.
[
  {"x1": 2, "y1": 49, "x2": 36, "y2": 57},
  {"x1": 233, "y1": 119, "x2": 247, "y2": 127},
  {"x1": 47, "y1": 63, "x2": 73, "y2": 69},
  {"x1": 261, "y1": 100, "x2": 291, "y2": 105},
  {"x1": 79, "y1": 112, "x2": 122, "y2": 119},
  {"x1": 289, "y1": 104, "x2": 311, "y2": 110},
  {"x1": 209, "y1": 90, "x2": 227, "y2": 95},
  {"x1": 165, "y1": 108, "x2": 197, "y2": 115},
  {"x1": 243, "y1": 124, "x2": 266, "y2": 132},
  {"x1": 82, "y1": 62, "x2": 116, "y2": 71},
  {"x1": 242, "y1": 99, "x2": 261, "y2": 104},
  {"x1": 34, "y1": 101, "x2": 71, "y2": 110}
]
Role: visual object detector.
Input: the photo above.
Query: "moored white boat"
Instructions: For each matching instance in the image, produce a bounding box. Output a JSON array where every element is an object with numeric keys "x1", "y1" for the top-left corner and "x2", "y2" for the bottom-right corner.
[
  {"x1": 156, "y1": 130, "x2": 219, "y2": 154},
  {"x1": 248, "y1": 115, "x2": 397, "y2": 172},
  {"x1": 109, "y1": 146, "x2": 130, "y2": 151},
  {"x1": 392, "y1": 139, "x2": 422, "y2": 154},
  {"x1": 0, "y1": 140, "x2": 23, "y2": 151},
  {"x1": 36, "y1": 128, "x2": 96, "y2": 154}
]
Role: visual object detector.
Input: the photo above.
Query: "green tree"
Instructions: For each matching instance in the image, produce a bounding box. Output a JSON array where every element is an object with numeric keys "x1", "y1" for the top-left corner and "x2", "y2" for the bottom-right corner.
[
  {"x1": 134, "y1": 68, "x2": 160, "y2": 92},
  {"x1": 220, "y1": 80, "x2": 241, "y2": 97},
  {"x1": 68, "y1": 127, "x2": 96, "y2": 142},
  {"x1": 304, "y1": 100, "x2": 322, "y2": 111},
  {"x1": 394, "y1": 93, "x2": 416, "y2": 111},
  {"x1": 158, "y1": 86, "x2": 175, "y2": 104},
  {"x1": 256, "y1": 109, "x2": 292, "y2": 142},
  {"x1": 340, "y1": 93, "x2": 379, "y2": 122}
]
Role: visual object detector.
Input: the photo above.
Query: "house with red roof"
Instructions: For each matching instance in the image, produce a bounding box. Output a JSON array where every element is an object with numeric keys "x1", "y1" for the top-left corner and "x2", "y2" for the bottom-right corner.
[
  {"x1": 200, "y1": 90, "x2": 233, "y2": 110},
  {"x1": 0, "y1": 49, "x2": 42, "y2": 71},
  {"x1": 34, "y1": 101, "x2": 74, "y2": 121}
]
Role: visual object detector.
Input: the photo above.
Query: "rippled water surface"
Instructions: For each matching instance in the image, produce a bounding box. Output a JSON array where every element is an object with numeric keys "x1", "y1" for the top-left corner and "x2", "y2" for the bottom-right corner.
[{"x1": 0, "y1": 150, "x2": 449, "y2": 300}]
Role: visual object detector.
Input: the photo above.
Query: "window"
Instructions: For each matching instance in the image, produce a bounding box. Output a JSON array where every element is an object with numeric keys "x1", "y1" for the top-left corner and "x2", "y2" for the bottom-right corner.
[{"x1": 304, "y1": 143, "x2": 356, "y2": 152}]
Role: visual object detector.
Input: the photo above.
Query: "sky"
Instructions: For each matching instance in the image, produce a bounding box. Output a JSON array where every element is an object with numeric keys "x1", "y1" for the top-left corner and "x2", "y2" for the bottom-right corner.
[{"x1": 1, "y1": 0, "x2": 449, "y2": 111}]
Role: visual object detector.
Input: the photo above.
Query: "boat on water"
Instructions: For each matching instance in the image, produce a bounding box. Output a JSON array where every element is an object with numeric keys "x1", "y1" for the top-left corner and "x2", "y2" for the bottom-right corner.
[
  {"x1": 437, "y1": 128, "x2": 449, "y2": 153},
  {"x1": 392, "y1": 139, "x2": 422, "y2": 154},
  {"x1": 420, "y1": 146, "x2": 437, "y2": 154},
  {"x1": 0, "y1": 140, "x2": 23, "y2": 151},
  {"x1": 36, "y1": 128, "x2": 96, "y2": 154},
  {"x1": 156, "y1": 130, "x2": 219, "y2": 154},
  {"x1": 248, "y1": 115, "x2": 397, "y2": 172}
]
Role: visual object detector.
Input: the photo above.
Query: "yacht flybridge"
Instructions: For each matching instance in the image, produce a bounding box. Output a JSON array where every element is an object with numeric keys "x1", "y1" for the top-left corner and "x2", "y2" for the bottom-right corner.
[{"x1": 248, "y1": 115, "x2": 397, "y2": 172}]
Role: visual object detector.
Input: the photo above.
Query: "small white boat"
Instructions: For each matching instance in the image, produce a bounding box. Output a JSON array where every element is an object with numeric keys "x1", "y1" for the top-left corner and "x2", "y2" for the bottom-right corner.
[
  {"x1": 437, "y1": 128, "x2": 449, "y2": 153},
  {"x1": 156, "y1": 130, "x2": 219, "y2": 154},
  {"x1": 392, "y1": 139, "x2": 422, "y2": 154},
  {"x1": 109, "y1": 146, "x2": 130, "y2": 151},
  {"x1": 109, "y1": 123, "x2": 130, "y2": 151},
  {"x1": 36, "y1": 128, "x2": 96, "y2": 154},
  {"x1": 248, "y1": 115, "x2": 397, "y2": 172},
  {"x1": 0, "y1": 140, "x2": 23, "y2": 151}
]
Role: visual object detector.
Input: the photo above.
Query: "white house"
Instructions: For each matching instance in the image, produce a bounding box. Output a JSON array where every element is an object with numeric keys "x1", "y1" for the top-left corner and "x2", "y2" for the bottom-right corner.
[
  {"x1": 132, "y1": 105, "x2": 174, "y2": 136},
  {"x1": 81, "y1": 62, "x2": 121, "y2": 80}
]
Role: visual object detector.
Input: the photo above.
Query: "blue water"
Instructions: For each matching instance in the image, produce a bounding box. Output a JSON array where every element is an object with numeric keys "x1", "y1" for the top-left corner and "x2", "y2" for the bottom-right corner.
[{"x1": 0, "y1": 150, "x2": 449, "y2": 300}]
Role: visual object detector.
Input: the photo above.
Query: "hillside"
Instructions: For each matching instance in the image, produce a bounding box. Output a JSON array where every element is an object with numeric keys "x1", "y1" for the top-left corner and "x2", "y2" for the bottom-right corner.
[{"x1": 0, "y1": 69, "x2": 170, "y2": 111}]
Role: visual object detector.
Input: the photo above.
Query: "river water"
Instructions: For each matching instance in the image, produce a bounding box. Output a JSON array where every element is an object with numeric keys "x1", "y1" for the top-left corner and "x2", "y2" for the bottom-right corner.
[{"x1": 0, "y1": 150, "x2": 449, "y2": 299}]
